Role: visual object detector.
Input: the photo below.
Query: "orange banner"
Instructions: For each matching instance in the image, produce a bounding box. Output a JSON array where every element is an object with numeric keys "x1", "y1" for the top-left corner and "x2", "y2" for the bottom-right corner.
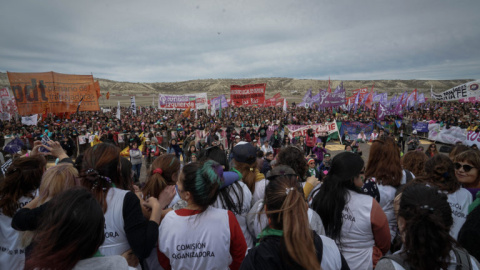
[{"x1": 7, "y1": 72, "x2": 100, "y2": 115}]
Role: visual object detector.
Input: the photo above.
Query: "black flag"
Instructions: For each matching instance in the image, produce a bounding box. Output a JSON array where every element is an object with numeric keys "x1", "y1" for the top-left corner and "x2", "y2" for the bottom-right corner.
[{"x1": 76, "y1": 96, "x2": 84, "y2": 115}]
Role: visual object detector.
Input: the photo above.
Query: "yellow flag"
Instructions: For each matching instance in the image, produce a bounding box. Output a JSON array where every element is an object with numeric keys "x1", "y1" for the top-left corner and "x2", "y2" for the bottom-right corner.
[
  {"x1": 90, "y1": 135, "x2": 102, "y2": 147},
  {"x1": 120, "y1": 146, "x2": 130, "y2": 156}
]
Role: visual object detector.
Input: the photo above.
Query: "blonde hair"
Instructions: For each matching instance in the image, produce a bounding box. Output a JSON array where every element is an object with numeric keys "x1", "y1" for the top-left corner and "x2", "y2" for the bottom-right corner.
[
  {"x1": 22, "y1": 163, "x2": 78, "y2": 247},
  {"x1": 38, "y1": 164, "x2": 78, "y2": 204},
  {"x1": 264, "y1": 175, "x2": 320, "y2": 269}
]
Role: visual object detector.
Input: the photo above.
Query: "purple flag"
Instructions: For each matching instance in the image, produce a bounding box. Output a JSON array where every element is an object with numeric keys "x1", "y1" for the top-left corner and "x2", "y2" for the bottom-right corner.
[
  {"x1": 418, "y1": 93, "x2": 426, "y2": 104},
  {"x1": 377, "y1": 103, "x2": 389, "y2": 120},
  {"x1": 211, "y1": 95, "x2": 229, "y2": 109},
  {"x1": 325, "y1": 88, "x2": 345, "y2": 108},
  {"x1": 310, "y1": 93, "x2": 321, "y2": 107},
  {"x1": 353, "y1": 91, "x2": 360, "y2": 111},
  {"x1": 333, "y1": 81, "x2": 344, "y2": 93},
  {"x1": 299, "y1": 88, "x2": 313, "y2": 108}
]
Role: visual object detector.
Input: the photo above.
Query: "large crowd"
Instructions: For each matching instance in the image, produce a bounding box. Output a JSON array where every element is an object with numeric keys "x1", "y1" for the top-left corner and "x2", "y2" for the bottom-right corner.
[{"x1": 0, "y1": 100, "x2": 480, "y2": 270}]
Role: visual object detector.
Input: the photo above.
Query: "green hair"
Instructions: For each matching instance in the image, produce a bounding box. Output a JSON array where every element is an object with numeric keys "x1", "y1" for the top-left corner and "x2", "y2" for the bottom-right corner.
[{"x1": 182, "y1": 160, "x2": 224, "y2": 210}]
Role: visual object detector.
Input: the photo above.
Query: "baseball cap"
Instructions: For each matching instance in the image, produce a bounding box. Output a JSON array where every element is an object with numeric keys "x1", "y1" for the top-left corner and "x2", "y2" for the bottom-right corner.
[
  {"x1": 266, "y1": 165, "x2": 297, "y2": 180},
  {"x1": 235, "y1": 135, "x2": 240, "y2": 139},
  {"x1": 233, "y1": 142, "x2": 257, "y2": 164},
  {"x1": 412, "y1": 130, "x2": 417, "y2": 134}
]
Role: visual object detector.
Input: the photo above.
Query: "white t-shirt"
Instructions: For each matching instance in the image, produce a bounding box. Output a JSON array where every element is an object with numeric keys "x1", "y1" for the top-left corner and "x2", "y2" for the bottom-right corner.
[
  {"x1": 0, "y1": 195, "x2": 34, "y2": 270},
  {"x1": 446, "y1": 188, "x2": 472, "y2": 240},
  {"x1": 213, "y1": 181, "x2": 254, "y2": 249}
]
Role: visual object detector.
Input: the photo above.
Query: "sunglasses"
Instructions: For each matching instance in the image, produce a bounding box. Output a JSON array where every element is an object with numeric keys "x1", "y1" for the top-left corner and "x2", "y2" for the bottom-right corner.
[{"x1": 454, "y1": 163, "x2": 474, "y2": 172}]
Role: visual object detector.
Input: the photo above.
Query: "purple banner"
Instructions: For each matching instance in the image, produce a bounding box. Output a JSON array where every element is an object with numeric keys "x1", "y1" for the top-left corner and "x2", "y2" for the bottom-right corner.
[{"x1": 324, "y1": 89, "x2": 345, "y2": 108}]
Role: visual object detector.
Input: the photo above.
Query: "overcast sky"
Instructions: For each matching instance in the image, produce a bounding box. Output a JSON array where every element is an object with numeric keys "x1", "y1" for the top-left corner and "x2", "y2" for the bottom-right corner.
[{"x1": 1, "y1": 0, "x2": 479, "y2": 82}]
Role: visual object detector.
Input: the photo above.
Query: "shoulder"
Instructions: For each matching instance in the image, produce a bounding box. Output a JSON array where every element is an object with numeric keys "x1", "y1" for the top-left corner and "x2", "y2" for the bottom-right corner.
[
  {"x1": 73, "y1": 256, "x2": 130, "y2": 270},
  {"x1": 376, "y1": 257, "x2": 403, "y2": 270},
  {"x1": 242, "y1": 236, "x2": 282, "y2": 270}
]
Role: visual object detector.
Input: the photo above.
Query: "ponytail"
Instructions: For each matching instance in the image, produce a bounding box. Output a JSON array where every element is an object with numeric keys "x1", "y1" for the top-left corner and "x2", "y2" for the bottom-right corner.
[
  {"x1": 399, "y1": 184, "x2": 454, "y2": 270},
  {"x1": 142, "y1": 154, "x2": 180, "y2": 199},
  {"x1": 265, "y1": 176, "x2": 320, "y2": 270},
  {"x1": 233, "y1": 160, "x2": 257, "y2": 193}
]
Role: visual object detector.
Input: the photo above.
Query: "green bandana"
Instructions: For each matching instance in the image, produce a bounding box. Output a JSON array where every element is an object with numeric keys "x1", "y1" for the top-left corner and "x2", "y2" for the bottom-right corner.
[{"x1": 256, "y1": 227, "x2": 283, "y2": 246}]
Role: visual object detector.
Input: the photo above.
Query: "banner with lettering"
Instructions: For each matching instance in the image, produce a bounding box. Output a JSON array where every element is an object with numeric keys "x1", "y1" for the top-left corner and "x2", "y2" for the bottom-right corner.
[
  {"x1": 187, "y1": 93, "x2": 208, "y2": 110},
  {"x1": 412, "y1": 121, "x2": 429, "y2": 133},
  {"x1": 158, "y1": 94, "x2": 197, "y2": 110},
  {"x1": 340, "y1": 121, "x2": 376, "y2": 140},
  {"x1": 431, "y1": 80, "x2": 480, "y2": 101},
  {"x1": 0, "y1": 87, "x2": 18, "y2": 119},
  {"x1": 466, "y1": 130, "x2": 480, "y2": 147},
  {"x1": 7, "y1": 72, "x2": 100, "y2": 115},
  {"x1": 287, "y1": 122, "x2": 340, "y2": 139},
  {"x1": 428, "y1": 123, "x2": 466, "y2": 144},
  {"x1": 324, "y1": 88, "x2": 345, "y2": 107},
  {"x1": 230, "y1": 83, "x2": 266, "y2": 107}
]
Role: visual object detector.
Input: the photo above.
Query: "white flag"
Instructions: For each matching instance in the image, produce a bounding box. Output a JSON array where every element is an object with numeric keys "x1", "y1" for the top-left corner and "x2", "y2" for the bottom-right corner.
[
  {"x1": 283, "y1": 98, "x2": 287, "y2": 112},
  {"x1": 130, "y1": 96, "x2": 137, "y2": 115},
  {"x1": 116, "y1": 101, "x2": 121, "y2": 120},
  {"x1": 211, "y1": 103, "x2": 216, "y2": 116},
  {"x1": 21, "y1": 114, "x2": 38, "y2": 126}
]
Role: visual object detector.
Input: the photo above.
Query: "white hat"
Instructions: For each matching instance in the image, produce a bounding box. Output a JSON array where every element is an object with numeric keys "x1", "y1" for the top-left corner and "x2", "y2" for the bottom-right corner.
[{"x1": 412, "y1": 130, "x2": 417, "y2": 134}]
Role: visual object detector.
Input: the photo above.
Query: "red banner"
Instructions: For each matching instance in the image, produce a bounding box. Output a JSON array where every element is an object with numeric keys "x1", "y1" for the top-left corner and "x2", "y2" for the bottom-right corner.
[
  {"x1": 352, "y1": 88, "x2": 369, "y2": 95},
  {"x1": 264, "y1": 97, "x2": 285, "y2": 107},
  {"x1": 230, "y1": 84, "x2": 266, "y2": 107}
]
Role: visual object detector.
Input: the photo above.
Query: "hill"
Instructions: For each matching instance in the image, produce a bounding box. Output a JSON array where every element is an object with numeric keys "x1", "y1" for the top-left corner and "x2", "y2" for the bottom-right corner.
[{"x1": 0, "y1": 72, "x2": 472, "y2": 103}]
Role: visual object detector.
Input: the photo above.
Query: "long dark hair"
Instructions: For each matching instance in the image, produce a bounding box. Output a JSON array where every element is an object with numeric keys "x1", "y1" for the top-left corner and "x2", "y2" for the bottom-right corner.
[
  {"x1": 198, "y1": 147, "x2": 243, "y2": 214},
  {"x1": 0, "y1": 156, "x2": 46, "y2": 217},
  {"x1": 312, "y1": 152, "x2": 364, "y2": 242},
  {"x1": 398, "y1": 184, "x2": 454, "y2": 270},
  {"x1": 80, "y1": 143, "x2": 121, "y2": 213},
  {"x1": 119, "y1": 157, "x2": 134, "y2": 191},
  {"x1": 25, "y1": 187, "x2": 105, "y2": 270},
  {"x1": 264, "y1": 175, "x2": 320, "y2": 270},
  {"x1": 197, "y1": 145, "x2": 229, "y2": 171}
]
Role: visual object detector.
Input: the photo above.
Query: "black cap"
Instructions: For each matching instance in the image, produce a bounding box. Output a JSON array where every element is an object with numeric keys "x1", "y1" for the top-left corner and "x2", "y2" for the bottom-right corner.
[{"x1": 233, "y1": 142, "x2": 257, "y2": 164}]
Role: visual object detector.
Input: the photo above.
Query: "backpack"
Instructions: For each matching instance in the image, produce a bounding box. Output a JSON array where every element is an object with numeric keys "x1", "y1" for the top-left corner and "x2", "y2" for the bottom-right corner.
[{"x1": 381, "y1": 247, "x2": 472, "y2": 270}]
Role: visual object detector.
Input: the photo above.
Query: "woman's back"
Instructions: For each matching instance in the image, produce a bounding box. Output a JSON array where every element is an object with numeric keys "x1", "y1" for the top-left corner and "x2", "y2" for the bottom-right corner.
[
  {"x1": 98, "y1": 187, "x2": 130, "y2": 256},
  {"x1": 158, "y1": 206, "x2": 235, "y2": 269},
  {"x1": 339, "y1": 190, "x2": 376, "y2": 270}
]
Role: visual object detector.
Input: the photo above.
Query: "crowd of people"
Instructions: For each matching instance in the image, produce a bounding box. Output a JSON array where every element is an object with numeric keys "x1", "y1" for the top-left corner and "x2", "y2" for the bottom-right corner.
[{"x1": 0, "y1": 99, "x2": 480, "y2": 269}]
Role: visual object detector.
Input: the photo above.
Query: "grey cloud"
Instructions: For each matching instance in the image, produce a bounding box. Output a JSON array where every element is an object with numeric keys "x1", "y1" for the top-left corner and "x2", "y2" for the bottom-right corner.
[{"x1": 1, "y1": 0, "x2": 479, "y2": 82}]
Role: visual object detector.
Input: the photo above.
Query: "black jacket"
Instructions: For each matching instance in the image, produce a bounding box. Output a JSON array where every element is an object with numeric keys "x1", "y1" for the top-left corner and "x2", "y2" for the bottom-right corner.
[{"x1": 240, "y1": 232, "x2": 350, "y2": 270}]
